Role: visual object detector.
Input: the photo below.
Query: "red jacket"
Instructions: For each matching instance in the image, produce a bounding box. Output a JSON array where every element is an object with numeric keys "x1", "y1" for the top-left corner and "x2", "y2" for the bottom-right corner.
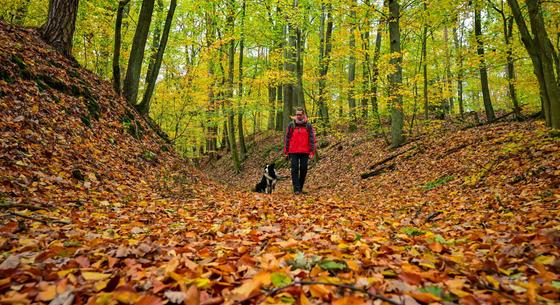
[{"x1": 284, "y1": 119, "x2": 316, "y2": 155}]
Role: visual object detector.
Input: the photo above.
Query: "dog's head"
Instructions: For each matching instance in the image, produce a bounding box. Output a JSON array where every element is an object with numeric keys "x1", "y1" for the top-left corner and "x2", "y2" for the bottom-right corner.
[{"x1": 264, "y1": 163, "x2": 276, "y2": 177}]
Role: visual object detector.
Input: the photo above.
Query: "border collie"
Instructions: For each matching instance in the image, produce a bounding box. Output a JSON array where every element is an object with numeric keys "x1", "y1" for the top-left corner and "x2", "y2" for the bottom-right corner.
[{"x1": 254, "y1": 164, "x2": 279, "y2": 194}]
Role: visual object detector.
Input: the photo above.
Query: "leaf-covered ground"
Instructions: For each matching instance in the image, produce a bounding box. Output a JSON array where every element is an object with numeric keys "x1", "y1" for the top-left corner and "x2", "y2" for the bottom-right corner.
[{"x1": 1, "y1": 22, "x2": 559, "y2": 305}]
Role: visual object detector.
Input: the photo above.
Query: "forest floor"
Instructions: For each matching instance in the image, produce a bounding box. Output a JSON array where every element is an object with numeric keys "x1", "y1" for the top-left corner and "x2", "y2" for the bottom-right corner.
[{"x1": 0, "y1": 21, "x2": 559, "y2": 305}]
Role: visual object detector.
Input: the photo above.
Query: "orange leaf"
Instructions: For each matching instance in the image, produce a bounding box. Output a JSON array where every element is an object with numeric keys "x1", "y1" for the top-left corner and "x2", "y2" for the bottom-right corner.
[
  {"x1": 309, "y1": 284, "x2": 332, "y2": 300},
  {"x1": 135, "y1": 295, "x2": 163, "y2": 305},
  {"x1": 331, "y1": 296, "x2": 367, "y2": 305},
  {"x1": 227, "y1": 272, "x2": 270, "y2": 302},
  {"x1": 36, "y1": 285, "x2": 56, "y2": 302},
  {"x1": 299, "y1": 292, "x2": 312, "y2": 305},
  {"x1": 459, "y1": 295, "x2": 479, "y2": 305},
  {"x1": 428, "y1": 242, "x2": 443, "y2": 253},
  {"x1": 399, "y1": 272, "x2": 423, "y2": 285}
]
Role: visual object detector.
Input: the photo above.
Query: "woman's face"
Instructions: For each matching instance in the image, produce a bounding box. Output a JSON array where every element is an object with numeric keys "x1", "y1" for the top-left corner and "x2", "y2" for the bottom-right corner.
[{"x1": 295, "y1": 111, "x2": 304, "y2": 120}]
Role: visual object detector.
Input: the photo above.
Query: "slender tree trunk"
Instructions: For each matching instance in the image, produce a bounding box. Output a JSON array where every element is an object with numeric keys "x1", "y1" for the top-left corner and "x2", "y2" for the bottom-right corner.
[
  {"x1": 143, "y1": 0, "x2": 164, "y2": 92},
  {"x1": 443, "y1": 27, "x2": 453, "y2": 114},
  {"x1": 296, "y1": 28, "x2": 305, "y2": 110},
  {"x1": 505, "y1": 16, "x2": 521, "y2": 118},
  {"x1": 222, "y1": 109, "x2": 229, "y2": 151},
  {"x1": 227, "y1": 0, "x2": 240, "y2": 172},
  {"x1": 388, "y1": 0, "x2": 404, "y2": 147},
  {"x1": 453, "y1": 24, "x2": 465, "y2": 119},
  {"x1": 422, "y1": 0, "x2": 429, "y2": 119},
  {"x1": 268, "y1": 85, "x2": 276, "y2": 130},
  {"x1": 490, "y1": 0, "x2": 521, "y2": 118},
  {"x1": 474, "y1": 2, "x2": 496, "y2": 121},
  {"x1": 41, "y1": 0, "x2": 80, "y2": 57},
  {"x1": 361, "y1": 0, "x2": 371, "y2": 119},
  {"x1": 137, "y1": 0, "x2": 177, "y2": 116},
  {"x1": 276, "y1": 86, "x2": 284, "y2": 131},
  {"x1": 123, "y1": 0, "x2": 155, "y2": 104},
  {"x1": 205, "y1": 8, "x2": 217, "y2": 157},
  {"x1": 347, "y1": 0, "x2": 357, "y2": 131},
  {"x1": 318, "y1": 3, "x2": 333, "y2": 125},
  {"x1": 283, "y1": 1, "x2": 297, "y2": 130},
  {"x1": 238, "y1": 0, "x2": 247, "y2": 160},
  {"x1": 371, "y1": 17, "x2": 383, "y2": 118},
  {"x1": 112, "y1": 0, "x2": 130, "y2": 94}
]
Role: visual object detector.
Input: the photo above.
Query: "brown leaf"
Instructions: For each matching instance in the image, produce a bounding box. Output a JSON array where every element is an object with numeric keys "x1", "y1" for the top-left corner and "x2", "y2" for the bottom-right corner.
[{"x1": 185, "y1": 285, "x2": 200, "y2": 305}]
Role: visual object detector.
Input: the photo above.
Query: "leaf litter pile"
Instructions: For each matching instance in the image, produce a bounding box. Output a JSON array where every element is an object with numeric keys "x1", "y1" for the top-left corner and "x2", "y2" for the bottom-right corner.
[{"x1": 1, "y1": 22, "x2": 559, "y2": 305}]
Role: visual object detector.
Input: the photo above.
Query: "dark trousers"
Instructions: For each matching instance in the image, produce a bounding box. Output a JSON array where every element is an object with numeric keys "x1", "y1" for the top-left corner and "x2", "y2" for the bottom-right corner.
[{"x1": 289, "y1": 153, "x2": 309, "y2": 192}]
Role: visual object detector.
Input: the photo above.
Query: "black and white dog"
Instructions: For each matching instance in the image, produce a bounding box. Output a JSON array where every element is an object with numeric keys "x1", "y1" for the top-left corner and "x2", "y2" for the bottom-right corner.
[{"x1": 254, "y1": 163, "x2": 279, "y2": 194}]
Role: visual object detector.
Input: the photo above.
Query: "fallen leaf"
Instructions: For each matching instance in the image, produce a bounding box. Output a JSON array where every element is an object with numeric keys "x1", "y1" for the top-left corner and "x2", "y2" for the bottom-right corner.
[
  {"x1": 36, "y1": 284, "x2": 56, "y2": 302},
  {"x1": 135, "y1": 295, "x2": 163, "y2": 305},
  {"x1": 82, "y1": 271, "x2": 112, "y2": 281},
  {"x1": 0, "y1": 254, "x2": 19, "y2": 270}
]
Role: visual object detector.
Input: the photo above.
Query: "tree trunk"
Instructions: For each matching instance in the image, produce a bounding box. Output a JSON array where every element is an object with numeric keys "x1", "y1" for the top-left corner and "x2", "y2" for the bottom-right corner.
[
  {"x1": 371, "y1": 16, "x2": 383, "y2": 118},
  {"x1": 422, "y1": 0, "x2": 428, "y2": 119},
  {"x1": 205, "y1": 7, "x2": 217, "y2": 158},
  {"x1": 347, "y1": 0, "x2": 357, "y2": 131},
  {"x1": 143, "y1": 0, "x2": 164, "y2": 93},
  {"x1": 276, "y1": 86, "x2": 284, "y2": 131},
  {"x1": 137, "y1": 0, "x2": 177, "y2": 116},
  {"x1": 123, "y1": 0, "x2": 155, "y2": 104},
  {"x1": 508, "y1": 0, "x2": 560, "y2": 128},
  {"x1": 226, "y1": 0, "x2": 240, "y2": 173},
  {"x1": 505, "y1": 16, "x2": 521, "y2": 118},
  {"x1": 453, "y1": 24, "x2": 465, "y2": 119},
  {"x1": 295, "y1": 27, "x2": 305, "y2": 110},
  {"x1": 443, "y1": 27, "x2": 453, "y2": 115},
  {"x1": 361, "y1": 0, "x2": 371, "y2": 119},
  {"x1": 283, "y1": 2, "x2": 297, "y2": 130},
  {"x1": 238, "y1": 0, "x2": 247, "y2": 160},
  {"x1": 268, "y1": 85, "x2": 276, "y2": 130},
  {"x1": 112, "y1": 0, "x2": 130, "y2": 94},
  {"x1": 41, "y1": 0, "x2": 80, "y2": 57},
  {"x1": 318, "y1": 3, "x2": 333, "y2": 125},
  {"x1": 474, "y1": 2, "x2": 496, "y2": 121},
  {"x1": 388, "y1": 0, "x2": 404, "y2": 147}
]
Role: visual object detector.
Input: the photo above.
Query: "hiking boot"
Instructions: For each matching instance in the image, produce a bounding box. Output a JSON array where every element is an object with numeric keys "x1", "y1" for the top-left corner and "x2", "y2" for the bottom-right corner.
[{"x1": 294, "y1": 191, "x2": 301, "y2": 195}]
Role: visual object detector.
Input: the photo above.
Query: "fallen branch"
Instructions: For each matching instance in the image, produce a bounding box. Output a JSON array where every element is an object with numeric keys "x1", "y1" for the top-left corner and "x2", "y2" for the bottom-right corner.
[
  {"x1": 425, "y1": 211, "x2": 443, "y2": 222},
  {"x1": 436, "y1": 142, "x2": 470, "y2": 160},
  {"x1": 360, "y1": 163, "x2": 395, "y2": 179},
  {"x1": 367, "y1": 145, "x2": 417, "y2": 170},
  {"x1": 461, "y1": 111, "x2": 515, "y2": 130},
  {"x1": 259, "y1": 281, "x2": 403, "y2": 305},
  {"x1": 7, "y1": 211, "x2": 71, "y2": 225}
]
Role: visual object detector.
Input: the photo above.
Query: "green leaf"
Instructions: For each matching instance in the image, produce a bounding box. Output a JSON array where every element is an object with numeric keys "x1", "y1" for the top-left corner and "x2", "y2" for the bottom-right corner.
[
  {"x1": 552, "y1": 281, "x2": 560, "y2": 290},
  {"x1": 64, "y1": 241, "x2": 82, "y2": 247},
  {"x1": 318, "y1": 260, "x2": 347, "y2": 272},
  {"x1": 419, "y1": 285, "x2": 443, "y2": 297},
  {"x1": 279, "y1": 295, "x2": 295, "y2": 303},
  {"x1": 434, "y1": 234, "x2": 447, "y2": 244},
  {"x1": 271, "y1": 272, "x2": 292, "y2": 288},
  {"x1": 402, "y1": 227, "x2": 426, "y2": 237},
  {"x1": 423, "y1": 175, "x2": 454, "y2": 190}
]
